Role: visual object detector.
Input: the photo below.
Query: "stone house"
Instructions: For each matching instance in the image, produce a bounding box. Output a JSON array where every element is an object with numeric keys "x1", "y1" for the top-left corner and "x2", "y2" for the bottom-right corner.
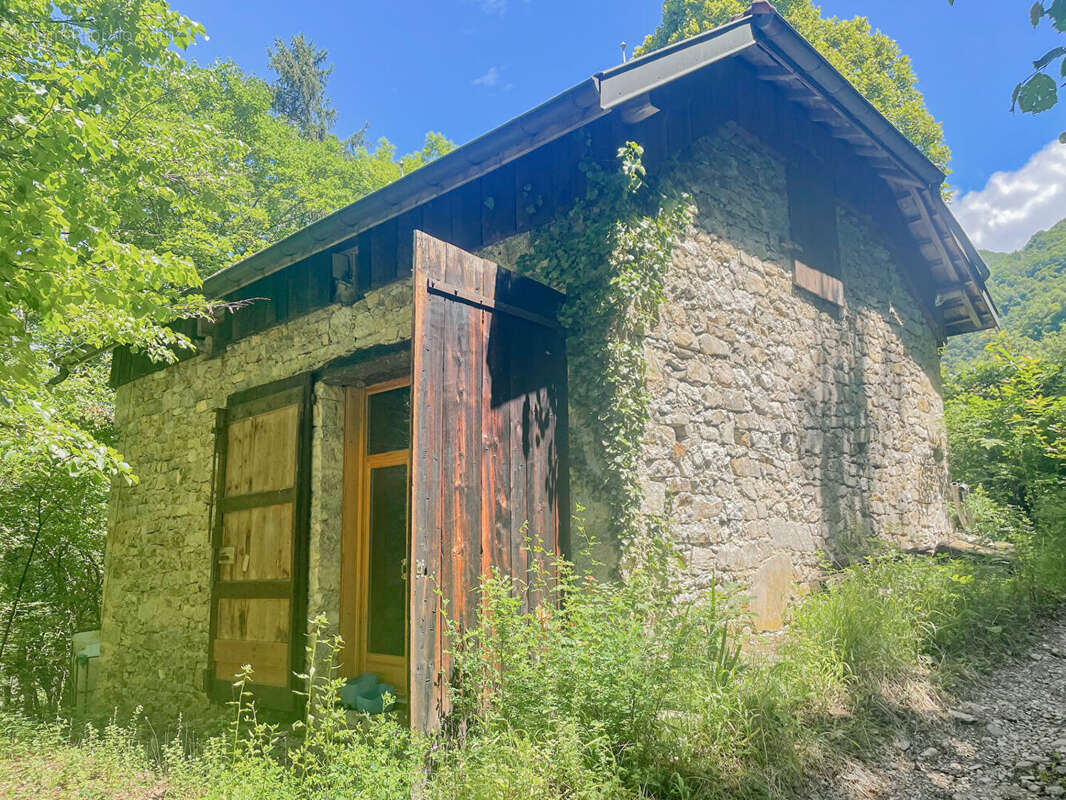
[{"x1": 96, "y1": 4, "x2": 996, "y2": 730}]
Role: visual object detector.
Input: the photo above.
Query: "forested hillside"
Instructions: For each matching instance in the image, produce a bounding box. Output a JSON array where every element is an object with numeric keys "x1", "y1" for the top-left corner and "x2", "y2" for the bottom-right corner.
[{"x1": 944, "y1": 217, "x2": 1066, "y2": 372}]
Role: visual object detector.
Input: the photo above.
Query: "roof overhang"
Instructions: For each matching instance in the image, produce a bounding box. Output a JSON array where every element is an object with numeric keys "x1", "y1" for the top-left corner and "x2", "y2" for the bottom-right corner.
[{"x1": 201, "y1": 2, "x2": 996, "y2": 336}]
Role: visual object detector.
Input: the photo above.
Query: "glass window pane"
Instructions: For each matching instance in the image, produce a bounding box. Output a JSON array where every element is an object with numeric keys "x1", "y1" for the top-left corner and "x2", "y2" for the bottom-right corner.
[
  {"x1": 367, "y1": 464, "x2": 407, "y2": 657},
  {"x1": 366, "y1": 387, "x2": 410, "y2": 455}
]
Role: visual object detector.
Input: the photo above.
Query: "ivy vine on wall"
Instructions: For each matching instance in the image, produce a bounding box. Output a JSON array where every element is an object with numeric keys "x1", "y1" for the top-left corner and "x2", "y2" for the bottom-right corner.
[{"x1": 517, "y1": 141, "x2": 694, "y2": 555}]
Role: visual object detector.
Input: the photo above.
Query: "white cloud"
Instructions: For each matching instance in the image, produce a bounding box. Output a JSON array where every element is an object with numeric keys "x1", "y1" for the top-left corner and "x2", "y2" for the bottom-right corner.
[
  {"x1": 472, "y1": 66, "x2": 501, "y2": 88},
  {"x1": 952, "y1": 140, "x2": 1066, "y2": 253}
]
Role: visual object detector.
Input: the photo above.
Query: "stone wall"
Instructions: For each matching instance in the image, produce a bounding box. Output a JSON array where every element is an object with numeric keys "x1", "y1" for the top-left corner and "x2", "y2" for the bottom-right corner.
[
  {"x1": 97, "y1": 118, "x2": 953, "y2": 717},
  {"x1": 95, "y1": 281, "x2": 411, "y2": 717},
  {"x1": 640, "y1": 123, "x2": 950, "y2": 628},
  {"x1": 483, "y1": 122, "x2": 950, "y2": 627}
]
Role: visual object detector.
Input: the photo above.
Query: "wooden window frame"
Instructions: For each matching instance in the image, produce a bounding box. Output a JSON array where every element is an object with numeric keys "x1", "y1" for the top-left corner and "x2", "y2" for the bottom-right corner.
[{"x1": 340, "y1": 376, "x2": 411, "y2": 693}]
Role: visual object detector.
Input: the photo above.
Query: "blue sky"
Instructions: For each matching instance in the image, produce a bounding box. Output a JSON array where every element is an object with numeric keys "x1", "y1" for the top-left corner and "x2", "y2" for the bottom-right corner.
[{"x1": 177, "y1": 0, "x2": 1065, "y2": 252}]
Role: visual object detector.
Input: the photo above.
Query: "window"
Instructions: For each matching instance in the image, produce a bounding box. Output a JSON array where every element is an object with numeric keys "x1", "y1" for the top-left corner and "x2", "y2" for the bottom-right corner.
[{"x1": 787, "y1": 163, "x2": 844, "y2": 306}]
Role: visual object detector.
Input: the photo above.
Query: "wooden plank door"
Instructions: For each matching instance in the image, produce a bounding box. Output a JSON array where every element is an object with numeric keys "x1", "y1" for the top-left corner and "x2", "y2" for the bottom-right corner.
[
  {"x1": 409, "y1": 230, "x2": 569, "y2": 732},
  {"x1": 206, "y1": 374, "x2": 312, "y2": 711}
]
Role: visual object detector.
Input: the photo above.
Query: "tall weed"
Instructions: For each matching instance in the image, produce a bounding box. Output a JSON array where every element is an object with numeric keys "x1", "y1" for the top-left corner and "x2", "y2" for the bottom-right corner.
[{"x1": 445, "y1": 542, "x2": 810, "y2": 797}]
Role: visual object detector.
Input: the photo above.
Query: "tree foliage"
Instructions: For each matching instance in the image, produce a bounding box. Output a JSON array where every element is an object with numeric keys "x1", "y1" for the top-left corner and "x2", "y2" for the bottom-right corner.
[
  {"x1": 944, "y1": 217, "x2": 1066, "y2": 372},
  {"x1": 1020, "y1": 1, "x2": 1066, "y2": 142},
  {"x1": 946, "y1": 337, "x2": 1066, "y2": 531},
  {"x1": 1, "y1": 0, "x2": 457, "y2": 713},
  {"x1": 1, "y1": 0, "x2": 456, "y2": 476},
  {"x1": 950, "y1": 0, "x2": 1065, "y2": 140},
  {"x1": 0, "y1": 0, "x2": 215, "y2": 475},
  {"x1": 639, "y1": 0, "x2": 951, "y2": 174},
  {"x1": 268, "y1": 34, "x2": 338, "y2": 142},
  {"x1": 114, "y1": 59, "x2": 454, "y2": 277},
  {"x1": 0, "y1": 366, "x2": 112, "y2": 715},
  {"x1": 943, "y1": 220, "x2": 1066, "y2": 539}
]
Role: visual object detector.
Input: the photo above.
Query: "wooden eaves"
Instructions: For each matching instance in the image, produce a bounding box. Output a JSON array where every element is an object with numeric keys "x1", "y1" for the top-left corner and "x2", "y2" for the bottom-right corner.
[{"x1": 191, "y1": 2, "x2": 995, "y2": 336}]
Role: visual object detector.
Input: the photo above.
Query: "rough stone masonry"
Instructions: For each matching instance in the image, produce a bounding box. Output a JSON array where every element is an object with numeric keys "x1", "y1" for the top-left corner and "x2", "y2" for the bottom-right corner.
[
  {"x1": 96, "y1": 281, "x2": 412, "y2": 717},
  {"x1": 95, "y1": 121, "x2": 951, "y2": 715},
  {"x1": 484, "y1": 124, "x2": 950, "y2": 630},
  {"x1": 641, "y1": 124, "x2": 950, "y2": 627}
]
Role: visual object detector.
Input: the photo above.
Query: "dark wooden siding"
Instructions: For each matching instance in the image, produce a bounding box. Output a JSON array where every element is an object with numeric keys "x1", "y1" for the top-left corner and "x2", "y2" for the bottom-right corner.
[
  {"x1": 111, "y1": 58, "x2": 926, "y2": 387},
  {"x1": 409, "y1": 231, "x2": 568, "y2": 733}
]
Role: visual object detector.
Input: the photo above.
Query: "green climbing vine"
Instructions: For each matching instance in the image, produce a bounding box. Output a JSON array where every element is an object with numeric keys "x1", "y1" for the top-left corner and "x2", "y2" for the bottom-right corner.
[{"x1": 517, "y1": 141, "x2": 694, "y2": 553}]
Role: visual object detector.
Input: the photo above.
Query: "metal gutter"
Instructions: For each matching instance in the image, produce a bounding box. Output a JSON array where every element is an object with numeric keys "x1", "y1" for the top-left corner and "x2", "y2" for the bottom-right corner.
[{"x1": 596, "y1": 17, "x2": 758, "y2": 109}]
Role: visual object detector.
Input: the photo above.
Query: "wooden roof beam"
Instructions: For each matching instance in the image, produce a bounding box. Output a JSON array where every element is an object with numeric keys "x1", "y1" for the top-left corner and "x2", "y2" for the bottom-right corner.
[
  {"x1": 904, "y1": 188, "x2": 967, "y2": 286},
  {"x1": 937, "y1": 287, "x2": 981, "y2": 329}
]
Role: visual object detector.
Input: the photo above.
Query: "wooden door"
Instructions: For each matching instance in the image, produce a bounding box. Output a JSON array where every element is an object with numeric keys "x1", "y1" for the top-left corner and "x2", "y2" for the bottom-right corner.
[
  {"x1": 206, "y1": 374, "x2": 312, "y2": 711},
  {"x1": 341, "y1": 378, "x2": 411, "y2": 694},
  {"x1": 409, "y1": 230, "x2": 569, "y2": 732}
]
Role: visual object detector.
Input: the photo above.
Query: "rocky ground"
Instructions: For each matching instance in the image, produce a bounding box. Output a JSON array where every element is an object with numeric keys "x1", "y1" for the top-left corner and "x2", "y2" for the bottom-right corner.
[{"x1": 812, "y1": 615, "x2": 1066, "y2": 799}]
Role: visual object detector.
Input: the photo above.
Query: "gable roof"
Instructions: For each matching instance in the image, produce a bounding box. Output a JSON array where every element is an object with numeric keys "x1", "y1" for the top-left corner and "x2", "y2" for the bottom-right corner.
[{"x1": 201, "y1": 1, "x2": 996, "y2": 334}]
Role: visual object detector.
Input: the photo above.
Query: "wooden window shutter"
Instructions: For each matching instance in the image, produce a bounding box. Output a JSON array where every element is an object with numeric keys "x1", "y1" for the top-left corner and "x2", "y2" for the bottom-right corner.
[
  {"x1": 409, "y1": 230, "x2": 569, "y2": 733},
  {"x1": 206, "y1": 373, "x2": 313, "y2": 712},
  {"x1": 787, "y1": 163, "x2": 844, "y2": 305}
]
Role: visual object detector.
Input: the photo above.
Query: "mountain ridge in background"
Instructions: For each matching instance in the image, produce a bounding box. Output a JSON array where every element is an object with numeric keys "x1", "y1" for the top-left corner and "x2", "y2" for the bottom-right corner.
[{"x1": 943, "y1": 216, "x2": 1066, "y2": 373}]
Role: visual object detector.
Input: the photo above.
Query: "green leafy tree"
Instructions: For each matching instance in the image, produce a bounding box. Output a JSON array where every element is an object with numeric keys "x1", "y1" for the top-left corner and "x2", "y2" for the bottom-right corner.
[
  {"x1": 399, "y1": 130, "x2": 456, "y2": 175},
  {"x1": 268, "y1": 34, "x2": 338, "y2": 141},
  {"x1": 1017, "y1": 1, "x2": 1065, "y2": 141},
  {"x1": 639, "y1": 0, "x2": 951, "y2": 174},
  {"x1": 0, "y1": 367, "x2": 112, "y2": 715},
  {"x1": 1019, "y1": 1, "x2": 1061, "y2": 134},
  {"x1": 1, "y1": 0, "x2": 456, "y2": 714},
  {"x1": 0, "y1": 0, "x2": 215, "y2": 475},
  {"x1": 115, "y1": 60, "x2": 453, "y2": 276},
  {"x1": 946, "y1": 338, "x2": 1066, "y2": 528},
  {"x1": 944, "y1": 217, "x2": 1066, "y2": 373}
]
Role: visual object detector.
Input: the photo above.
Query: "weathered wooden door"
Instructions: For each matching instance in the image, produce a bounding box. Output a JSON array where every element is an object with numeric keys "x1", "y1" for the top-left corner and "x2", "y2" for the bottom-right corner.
[
  {"x1": 409, "y1": 231, "x2": 568, "y2": 732},
  {"x1": 206, "y1": 374, "x2": 312, "y2": 711}
]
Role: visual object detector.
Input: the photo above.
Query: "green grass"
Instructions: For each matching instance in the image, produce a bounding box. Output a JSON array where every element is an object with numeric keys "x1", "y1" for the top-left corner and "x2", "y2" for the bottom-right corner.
[{"x1": 2, "y1": 526, "x2": 1065, "y2": 800}]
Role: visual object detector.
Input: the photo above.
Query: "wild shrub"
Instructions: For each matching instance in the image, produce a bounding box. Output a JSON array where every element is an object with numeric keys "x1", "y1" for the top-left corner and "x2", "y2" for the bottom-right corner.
[
  {"x1": 177, "y1": 615, "x2": 423, "y2": 800},
  {"x1": 790, "y1": 531, "x2": 1066, "y2": 689},
  {"x1": 445, "y1": 544, "x2": 812, "y2": 797},
  {"x1": 3, "y1": 524, "x2": 1066, "y2": 799}
]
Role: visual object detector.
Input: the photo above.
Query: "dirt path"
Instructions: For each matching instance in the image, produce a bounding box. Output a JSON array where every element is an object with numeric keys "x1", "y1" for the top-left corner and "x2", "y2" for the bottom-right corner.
[{"x1": 812, "y1": 615, "x2": 1066, "y2": 800}]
